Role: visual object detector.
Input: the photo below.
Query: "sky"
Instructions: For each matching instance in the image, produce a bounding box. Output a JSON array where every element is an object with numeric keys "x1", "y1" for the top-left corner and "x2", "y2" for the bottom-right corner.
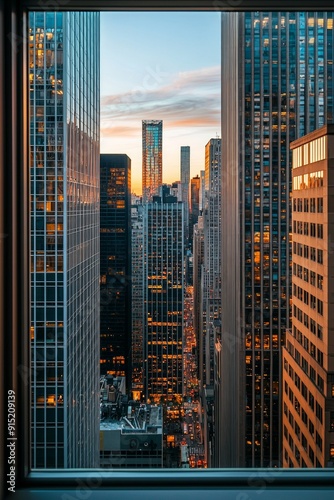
[{"x1": 100, "y1": 12, "x2": 221, "y2": 195}]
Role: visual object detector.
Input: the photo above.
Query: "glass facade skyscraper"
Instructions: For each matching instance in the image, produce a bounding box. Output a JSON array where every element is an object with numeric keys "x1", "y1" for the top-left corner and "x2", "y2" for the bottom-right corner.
[
  {"x1": 100, "y1": 154, "x2": 131, "y2": 386},
  {"x1": 142, "y1": 120, "x2": 163, "y2": 203},
  {"x1": 29, "y1": 11, "x2": 100, "y2": 468},
  {"x1": 143, "y1": 193, "x2": 184, "y2": 402},
  {"x1": 219, "y1": 11, "x2": 334, "y2": 468}
]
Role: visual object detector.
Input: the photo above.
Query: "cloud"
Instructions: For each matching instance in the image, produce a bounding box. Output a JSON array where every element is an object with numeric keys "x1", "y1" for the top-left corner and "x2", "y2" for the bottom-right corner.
[
  {"x1": 100, "y1": 65, "x2": 221, "y2": 136},
  {"x1": 100, "y1": 125, "x2": 140, "y2": 138}
]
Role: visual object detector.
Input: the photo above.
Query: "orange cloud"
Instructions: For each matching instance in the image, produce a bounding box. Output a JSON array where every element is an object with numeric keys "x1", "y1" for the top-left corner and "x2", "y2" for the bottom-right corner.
[
  {"x1": 167, "y1": 116, "x2": 220, "y2": 128},
  {"x1": 100, "y1": 125, "x2": 140, "y2": 138}
]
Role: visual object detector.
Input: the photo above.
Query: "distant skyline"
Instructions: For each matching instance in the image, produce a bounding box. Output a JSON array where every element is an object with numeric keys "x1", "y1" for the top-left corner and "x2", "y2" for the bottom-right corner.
[{"x1": 100, "y1": 12, "x2": 221, "y2": 194}]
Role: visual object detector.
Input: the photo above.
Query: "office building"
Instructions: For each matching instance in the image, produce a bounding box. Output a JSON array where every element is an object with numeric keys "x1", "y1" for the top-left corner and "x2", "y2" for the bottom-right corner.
[
  {"x1": 100, "y1": 154, "x2": 132, "y2": 386},
  {"x1": 283, "y1": 125, "x2": 334, "y2": 468},
  {"x1": 189, "y1": 175, "x2": 200, "y2": 246},
  {"x1": 199, "y1": 170, "x2": 205, "y2": 214},
  {"x1": 219, "y1": 11, "x2": 334, "y2": 467},
  {"x1": 193, "y1": 215, "x2": 205, "y2": 385},
  {"x1": 142, "y1": 120, "x2": 163, "y2": 203},
  {"x1": 131, "y1": 197, "x2": 145, "y2": 400},
  {"x1": 180, "y1": 146, "x2": 190, "y2": 244},
  {"x1": 29, "y1": 11, "x2": 100, "y2": 468},
  {"x1": 170, "y1": 181, "x2": 181, "y2": 200},
  {"x1": 143, "y1": 190, "x2": 184, "y2": 402},
  {"x1": 202, "y1": 139, "x2": 221, "y2": 388}
]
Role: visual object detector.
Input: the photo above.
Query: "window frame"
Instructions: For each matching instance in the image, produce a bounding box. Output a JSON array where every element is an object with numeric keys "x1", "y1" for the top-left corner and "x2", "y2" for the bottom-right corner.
[{"x1": 1, "y1": 0, "x2": 334, "y2": 498}]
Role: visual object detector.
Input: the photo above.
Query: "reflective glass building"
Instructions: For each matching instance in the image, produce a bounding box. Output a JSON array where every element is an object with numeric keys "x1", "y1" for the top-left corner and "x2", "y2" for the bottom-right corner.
[
  {"x1": 29, "y1": 11, "x2": 100, "y2": 468},
  {"x1": 219, "y1": 11, "x2": 334, "y2": 467},
  {"x1": 142, "y1": 120, "x2": 163, "y2": 203},
  {"x1": 100, "y1": 154, "x2": 131, "y2": 386}
]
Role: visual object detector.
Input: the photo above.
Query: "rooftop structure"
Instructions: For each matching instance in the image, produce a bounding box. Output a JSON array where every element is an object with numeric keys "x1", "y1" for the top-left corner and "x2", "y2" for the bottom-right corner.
[{"x1": 99, "y1": 375, "x2": 163, "y2": 468}]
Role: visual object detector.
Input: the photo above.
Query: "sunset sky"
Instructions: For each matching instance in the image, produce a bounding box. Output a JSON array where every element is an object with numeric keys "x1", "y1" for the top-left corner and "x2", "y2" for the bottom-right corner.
[{"x1": 100, "y1": 12, "x2": 221, "y2": 195}]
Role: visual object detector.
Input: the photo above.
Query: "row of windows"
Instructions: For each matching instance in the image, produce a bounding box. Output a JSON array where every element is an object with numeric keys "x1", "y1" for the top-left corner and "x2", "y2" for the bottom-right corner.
[
  {"x1": 293, "y1": 221, "x2": 323, "y2": 238},
  {"x1": 286, "y1": 341, "x2": 325, "y2": 393},
  {"x1": 293, "y1": 263, "x2": 324, "y2": 289},
  {"x1": 284, "y1": 404, "x2": 322, "y2": 459},
  {"x1": 283, "y1": 418, "x2": 317, "y2": 465},
  {"x1": 293, "y1": 171, "x2": 324, "y2": 190},
  {"x1": 289, "y1": 326, "x2": 324, "y2": 367},
  {"x1": 293, "y1": 244, "x2": 323, "y2": 264},
  {"x1": 292, "y1": 136, "x2": 327, "y2": 168},
  {"x1": 284, "y1": 414, "x2": 334, "y2": 467},
  {"x1": 293, "y1": 299, "x2": 323, "y2": 328},
  {"x1": 293, "y1": 197, "x2": 323, "y2": 212},
  {"x1": 284, "y1": 382, "x2": 322, "y2": 460},
  {"x1": 294, "y1": 319, "x2": 323, "y2": 341},
  {"x1": 293, "y1": 285, "x2": 323, "y2": 313}
]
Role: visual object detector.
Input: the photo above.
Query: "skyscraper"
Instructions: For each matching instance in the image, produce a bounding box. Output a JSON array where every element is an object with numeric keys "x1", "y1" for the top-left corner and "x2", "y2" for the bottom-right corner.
[
  {"x1": 142, "y1": 120, "x2": 163, "y2": 203},
  {"x1": 219, "y1": 11, "x2": 334, "y2": 467},
  {"x1": 29, "y1": 11, "x2": 100, "y2": 468},
  {"x1": 131, "y1": 196, "x2": 145, "y2": 401},
  {"x1": 189, "y1": 175, "x2": 200, "y2": 246},
  {"x1": 283, "y1": 125, "x2": 334, "y2": 468},
  {"x1": 192, "y1": 215, "x2": 204, "y2": 390},
  {"x1": 180, "y1": 146, "x2": 190, "y2": 244},
  {"x1": 100, "y1": 154, "x2": 131, "y2": 387},
  {"x1": 202, "y1": 139, "x2": 221, "y2": 388},
  {"x1": 143, "y1": 190, "x2": 184, "y2": 402},
  {"x1": 199, "y1": 169, "x2": 205, "y2": 214}
]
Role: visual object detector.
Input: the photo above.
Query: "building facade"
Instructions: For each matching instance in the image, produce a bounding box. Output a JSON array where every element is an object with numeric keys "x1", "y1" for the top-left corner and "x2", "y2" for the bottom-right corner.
[
  {"x1": 189, "y1": 175, "x2": 200, "y2": 247},
  {"x1": 100, "y1": 154, "x2": 132, "y2": 386},
  {"x1": 142, "y1": 120, "x2": 163, "y2": 203},
  {"x1": 219, "y1": 11, "x2": 334, "y2": 467},
  {"x1": 180, "y1": 146, "x2": 190, "y2": 244},
  {"x1": 131, "y1": 197, "x2": 145, "y2": 400},
  {"x1": 199, "y1": 169, "x2": 205, "y2": 214},
  {"x1": 100, "y1": 375, "x2": 163, "y2": 468},
  {"x1": 202, "y1": 139, "x2": 222, "y2": 388},
  {"x1": 29, "y1": 11, "x2": 100, "y2": 468},
  {"x1": 193, "y1": 215, "x2": 205, "y2": 387},
  {"x1": 143, "y1": 192, "x2": 184, "y2": 402},
  {"x1": 283, "y1": 125, "x2": 334, "y2": 468}
]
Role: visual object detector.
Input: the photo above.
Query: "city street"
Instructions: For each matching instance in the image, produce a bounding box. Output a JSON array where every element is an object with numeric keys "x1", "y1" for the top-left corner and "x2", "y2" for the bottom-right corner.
[{"x1": 181, "y1": 286, "x2": 206, "y2": 467}]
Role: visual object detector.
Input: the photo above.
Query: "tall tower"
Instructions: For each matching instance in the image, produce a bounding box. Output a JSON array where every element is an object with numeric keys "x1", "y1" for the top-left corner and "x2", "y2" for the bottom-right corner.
[
  {"x1": 100, "y1": 154, "x2": 132, "y2": 387},
  {"x1": 180, "y1": 146, "x2": 190, "y2": 244},
  {"x1": 199, "y1": 169, "x2": 205, "y2": 214},
  {"x1": 189, "y1": 175, "x2": 200, "y2": 246},
  {"x1": 283, "y1": 125, "x2": 334, "y2": 468},
  {"x1": 192, "y1": 216, "x2": 204, "y2": 390},
  {"x1": 202, "y1": 139, "x2": 221, "y2": 388},
  {"x1": 143, "y1": 190, "x2": 184, "y2": 403},
  {"x1": 29, "y1": 11, "x2": 100, "y2": 468},
  {"x1": 131, "y1": 196, "x2": 145, "y2": 401},
  {"x1": 142, "y1": 120, "x2": 163, "y2": 203},
  {"x1": 219, "y1": 11, "x2": 334, "y2": 468}
]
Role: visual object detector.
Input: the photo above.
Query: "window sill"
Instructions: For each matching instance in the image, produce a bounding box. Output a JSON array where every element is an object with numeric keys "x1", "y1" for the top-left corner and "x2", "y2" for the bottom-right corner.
[{"x1": 8, "y1": 470, "x2": 334, "y2": 500}]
